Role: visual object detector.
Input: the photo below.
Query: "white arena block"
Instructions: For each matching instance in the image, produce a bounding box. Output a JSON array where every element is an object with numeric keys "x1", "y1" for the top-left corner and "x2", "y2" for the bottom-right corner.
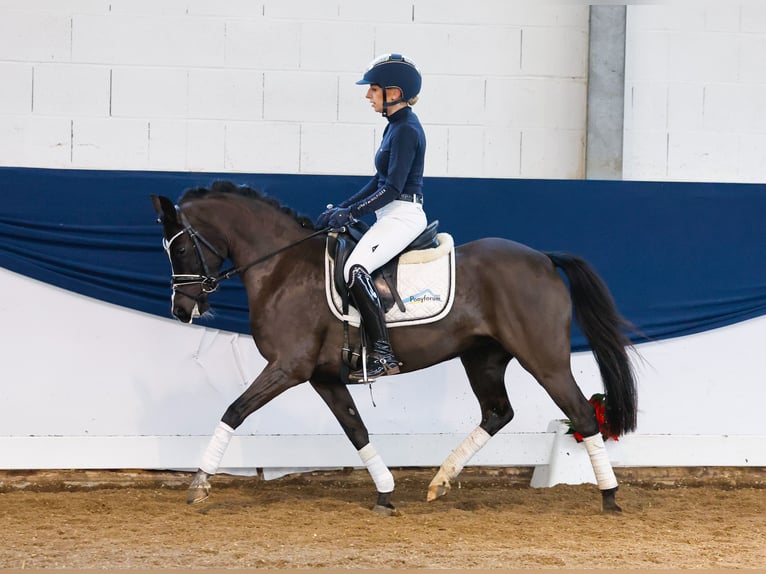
[
  {"x1": 0, "y1": 116, "x2": 71, "y2": 168},
  {"x1": 443, "y1": 26, "x2": 521, "y2": 77},
  {"x1": 263, "y1": 72, "x2": 337, "y2": 122},
  {"x1": 422, "y1": 124, "x2": 448, "y2": 178},
  {"x1": 188, "y1": 69, "x2": 264, "y2": 121},
  {"x1": 445, "y1": 126, "x2": 485, "y2": 177},
  {"x1": 530, "y1": 420, "x2": 622, "y2": 488},
  {"x1": 0, "y1": 63, "x2": 32, "y2": 114},
  {"x1": 486, "y1": 78, "x2": 586, "y2": 130},
  {"x1": 72, "y1": 14, "x2": 225, "y2": 67},
  {"x1": 667, "y1": 131, "x2": 740, "y2": 182},
  {"x1": 520, "y1": 128, "x2": 585, "y2": 179},
  {"x1": 264, "y1": 0, "x2": 340, "y2": 20},
  {"x1": 224, "y1": 19, "x2": 301, "y2": 70},
  {"x1": 111, "y1": 67, "x2": 188, "y2": 118},
  {"x1": 186, "y1": 121, "x2": 226, "y2": 172},
  {"x1": 224, "y1": 121, "x2": 301, "y2": 173},
  {"x1": 300, "y1": 123, "x2": 374, "y2": 175},
  {"x1": 1, "y1": 0, "x2": 107, "y2": 13},
  {"x1": 373, "y1": 24, "x2": 449, "y2": 75},
  {"x1": 668, "y1": 32, "x2": 739, "y2": 84},
  {"x1": 414, "y1": 1, "x2": 586, "y2": 27},
  {"x1": 666, "y1": 84, "x2": 703, "y2": 131},
  {"x1": 418, "y1": 76, "x2": 486, "y2": 126},
  {"x1": 623, "y1": 83, "x2": 667, "y2": 132},
  {"x1": 521, "y1": 26, "x2": 588, "y2": 79},
  {"x1": 337, "y1": 0, "x2": 413, "y2": 23},
  {"x1": 300, "y1": 22, "x2": 375, "y2": 72},
  {"x1": 71, "y1": 117, "x2": 149, "y2": 169},
  {"x1": 738, "y1": 35, "x2": 766, "y2": 83},
  {"x1": 483, "y1": 127, "x2": 521, "y2": 179},
  {"x1": 624, "y1": 29, "x2": 670, "y2": 83},
  {"x1": 0, "y1": 10, "x2": 71, "y2": 62},
  {"x1": 622, "y1": 130, "x2": 669, "y2": 181},
  {"x1": 147, "y1": 120, "x2": 188, "y2": 170},
  {"x1": 33, "y1": 65, "x2": 110, "y2": 117}
]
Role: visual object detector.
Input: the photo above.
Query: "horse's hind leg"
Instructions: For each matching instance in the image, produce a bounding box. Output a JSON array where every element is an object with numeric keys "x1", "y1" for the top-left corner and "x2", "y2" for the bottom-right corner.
[
  {"x1": 521, "y1": 355, "x2": 621, "y2": 513},
  {"x1": 310, "y1": 380, "x2": 398, "y2": 516},
  {"x1": 427, "y1": 342, "x2": 513, "y2": 501}
]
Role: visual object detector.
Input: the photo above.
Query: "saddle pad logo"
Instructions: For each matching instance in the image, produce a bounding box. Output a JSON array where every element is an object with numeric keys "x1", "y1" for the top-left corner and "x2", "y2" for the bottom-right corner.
[
  {"x1": 325, "y1": 233, "x2": 456, "y2": 328},
  {"x1": 404, "y1": 289, "x2": 442, "y2": 305}
]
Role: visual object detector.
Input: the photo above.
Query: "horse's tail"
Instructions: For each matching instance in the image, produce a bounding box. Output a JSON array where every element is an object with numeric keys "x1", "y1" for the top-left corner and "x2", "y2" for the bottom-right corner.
[{"x1": 546, "y1": 252, "x2": 638, "y2": 436}]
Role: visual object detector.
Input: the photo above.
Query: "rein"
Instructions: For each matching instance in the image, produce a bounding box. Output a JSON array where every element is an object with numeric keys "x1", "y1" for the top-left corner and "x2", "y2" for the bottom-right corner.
[{"x1": 165, "y1": 206, "x2": 329, "y2": 294}]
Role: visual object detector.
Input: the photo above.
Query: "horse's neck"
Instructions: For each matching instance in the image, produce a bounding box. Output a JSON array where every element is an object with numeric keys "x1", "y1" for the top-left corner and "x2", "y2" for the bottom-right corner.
[{"x1": 221, "y1": 201, "x2": 315, "y2": 270}]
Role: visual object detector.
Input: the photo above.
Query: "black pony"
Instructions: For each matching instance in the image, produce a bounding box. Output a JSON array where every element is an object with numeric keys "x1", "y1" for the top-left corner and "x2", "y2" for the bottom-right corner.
[{"x1": 152, "y1": 181, "x2": 637, "y2": 514}]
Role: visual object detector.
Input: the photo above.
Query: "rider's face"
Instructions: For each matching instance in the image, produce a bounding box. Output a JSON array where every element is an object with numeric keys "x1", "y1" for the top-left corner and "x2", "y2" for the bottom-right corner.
[{"x1": 365, "y1": 85, "x2": 402, "y2": 114}]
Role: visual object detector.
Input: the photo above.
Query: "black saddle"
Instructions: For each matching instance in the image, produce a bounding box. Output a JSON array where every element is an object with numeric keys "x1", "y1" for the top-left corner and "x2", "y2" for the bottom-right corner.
[{"x1": 327, "y1": 220, "x2": 440, "y2": 313}]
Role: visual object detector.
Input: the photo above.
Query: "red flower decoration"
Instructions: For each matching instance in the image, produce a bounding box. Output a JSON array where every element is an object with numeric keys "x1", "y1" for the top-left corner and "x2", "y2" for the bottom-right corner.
[{"x1": 565, "y1": 393, "x2": 619, "y2": 443}]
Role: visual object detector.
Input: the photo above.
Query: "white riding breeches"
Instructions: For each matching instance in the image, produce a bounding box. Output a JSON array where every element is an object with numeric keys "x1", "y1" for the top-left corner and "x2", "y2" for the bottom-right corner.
[{"x1": 343, "y1": 199, "x2": 427, "y2": 282}]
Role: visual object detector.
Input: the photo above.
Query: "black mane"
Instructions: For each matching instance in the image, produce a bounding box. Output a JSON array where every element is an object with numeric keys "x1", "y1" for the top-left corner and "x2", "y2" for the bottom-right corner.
[{"x1": 179, "y1": 180, "x2": 316, "y2": 229}]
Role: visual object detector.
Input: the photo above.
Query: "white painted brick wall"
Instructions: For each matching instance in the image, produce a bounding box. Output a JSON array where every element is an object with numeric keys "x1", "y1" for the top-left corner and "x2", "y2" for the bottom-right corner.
[
  {"x1": 624, "y1": 3, "x2": 766, "y2": 182},
  {"x1": 9, "y1": 2, "x2": 765, "y2": 183}
]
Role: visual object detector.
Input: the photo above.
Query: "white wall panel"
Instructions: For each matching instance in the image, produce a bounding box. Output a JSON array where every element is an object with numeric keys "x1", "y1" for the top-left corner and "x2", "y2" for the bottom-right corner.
[
  {"x1": 0, "y1": 63, "x2": 32, "y2": 114},
  {"x1": 520, "y1": 128, "x2": 584, "y2": 179},
  {"x1": 300, "y1": 123, "x2": 374, "y2": 175},
  {"x1": 299, "y1": 22, "x2": 375, "y2": 72},
  {"x1": 223, "y1": 121, "x2": 300, "y2": 173},
  {"x1": 624, "y1": 3, "x2": 766, "y2": 182},
  {"x1": 72, "y1": 118, "x2": 148, "y2": 169},
  {"x1": 111, "y1": 68, "x2": 188, "y2": 118},
  {"x1": 147, "y1": 120, "x2": 188, "y2": 169},
  {"x1": 188, "y1": 69, "x2": 263, "y2": 121},
  {"x1": 521, "y1": 27, "x2": 588, "y2": 78},
  {"x1": 224, "y1": 19, "x2": 301, "y2": 70},
  {"x1": 72, "y1": 14, "x2": 225, "y2": 67},
  {"x1": 263, "y1": 72, "x2": 338, "y2": 122},
  {"x1": 187, "y1": 121, "x2": 226, "y2": 171},
  {"x1": 0, "y1": 116, "x2": 71, "y2": 167},
  {"x1": 0, "y1": 10, "x2": 71, "y2": 62},
  {"x1": 33, "y1": 65, "x2": 110, "y2": 117}
]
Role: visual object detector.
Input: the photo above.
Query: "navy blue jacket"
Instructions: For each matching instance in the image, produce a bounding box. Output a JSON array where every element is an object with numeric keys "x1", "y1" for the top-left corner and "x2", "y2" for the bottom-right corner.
[{"x1": 340, "y1": 106, "x2": 425, "y2": 218}]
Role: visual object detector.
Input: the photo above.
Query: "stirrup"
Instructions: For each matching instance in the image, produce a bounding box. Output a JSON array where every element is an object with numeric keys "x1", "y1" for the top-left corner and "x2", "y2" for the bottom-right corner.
[{"x1": 348, "y1": 354, "x2": 401, "y2": 383}]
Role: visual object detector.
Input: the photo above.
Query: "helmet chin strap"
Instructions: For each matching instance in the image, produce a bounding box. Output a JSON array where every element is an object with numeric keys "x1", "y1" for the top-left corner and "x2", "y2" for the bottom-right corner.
[{"x1": 381, "y1": 88, "x2": 405, "y2": 117}]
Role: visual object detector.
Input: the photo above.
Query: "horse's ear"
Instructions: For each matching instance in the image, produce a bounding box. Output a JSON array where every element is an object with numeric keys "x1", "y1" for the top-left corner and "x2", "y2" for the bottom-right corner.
[{"x1": 150, "y1": 195, "x2": 178, "y2": 224}]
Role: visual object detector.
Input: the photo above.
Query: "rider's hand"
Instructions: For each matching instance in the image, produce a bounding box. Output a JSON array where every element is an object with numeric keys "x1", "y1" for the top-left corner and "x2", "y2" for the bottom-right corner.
[
  {"x1": 315, "y1": 207, "x2": 337, "y2": 228},
  {"x1": 327, "y1": 207, "x2": 355, "y2": 229}
]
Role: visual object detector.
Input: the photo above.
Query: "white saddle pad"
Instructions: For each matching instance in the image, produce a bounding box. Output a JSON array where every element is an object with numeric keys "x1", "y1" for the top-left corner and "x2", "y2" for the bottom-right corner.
[{"x1": 325, "y1": 233, "x2": 456, "y2": 328}]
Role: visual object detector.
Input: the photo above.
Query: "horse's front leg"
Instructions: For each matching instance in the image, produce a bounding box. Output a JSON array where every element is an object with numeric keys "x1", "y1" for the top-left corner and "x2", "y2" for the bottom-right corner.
[
  {"x1": 310, "y1": 380, "x2": 398, "y2": 516},
  {"x1": 187, "y1": 363, "x2": 303, "y2": 505}
]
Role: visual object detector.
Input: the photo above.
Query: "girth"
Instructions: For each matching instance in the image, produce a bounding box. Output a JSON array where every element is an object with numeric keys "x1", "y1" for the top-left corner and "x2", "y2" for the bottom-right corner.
[{"x1": 327, "y1": 220, "x2": 440, "y2": 313}]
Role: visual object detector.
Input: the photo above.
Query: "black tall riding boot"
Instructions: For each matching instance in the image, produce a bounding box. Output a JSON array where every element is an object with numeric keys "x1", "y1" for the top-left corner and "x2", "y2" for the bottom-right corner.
[{"x1": 347, "y1": 265, "x2": 401, "y2": 381}]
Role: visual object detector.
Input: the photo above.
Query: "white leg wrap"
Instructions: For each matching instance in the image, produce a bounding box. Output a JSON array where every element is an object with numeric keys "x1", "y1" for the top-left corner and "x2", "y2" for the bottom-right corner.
[
  {"x1": 582, "y1": 433, "x2": 619, "y2": 490},
  {"x1": 440, "y1": 426, "x2": 491, "y2": 480},
  {"x1": 358, "y1": 443, "x2": 394, "y2": 493},
  {"x1": 199, "y1": 421, "x2": 234, "y2": 475}
]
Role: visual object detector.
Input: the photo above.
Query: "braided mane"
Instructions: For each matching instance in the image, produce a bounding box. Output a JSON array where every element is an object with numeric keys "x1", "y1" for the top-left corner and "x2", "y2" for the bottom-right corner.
[{"x1": 179, "y1": 180, "x2": 315, "y2": 229}]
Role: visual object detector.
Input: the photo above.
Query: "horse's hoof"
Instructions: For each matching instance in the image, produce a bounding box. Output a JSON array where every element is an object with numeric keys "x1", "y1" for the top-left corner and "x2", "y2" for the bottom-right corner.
[
  {"x1": 371, "y1": 503, "x2": 400, "y2": 517},
  {"x1": 600, "y1": 486, "x2": 622, "y2": 513},
  {"x1": 186, "y1": 483, "x2": 210, "y2": 505},
  {"x1": 426, "y1": 481, "x2": 450, "y2": 502}
]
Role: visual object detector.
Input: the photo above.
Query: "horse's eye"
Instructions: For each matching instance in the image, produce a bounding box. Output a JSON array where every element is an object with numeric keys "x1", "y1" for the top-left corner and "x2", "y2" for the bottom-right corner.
[{"x1": 176, "y1": 246, "x2": 186, "y2": 256}]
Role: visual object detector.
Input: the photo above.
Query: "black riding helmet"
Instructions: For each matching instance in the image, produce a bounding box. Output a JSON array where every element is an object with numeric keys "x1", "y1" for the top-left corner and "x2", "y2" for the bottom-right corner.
[{"x1": 356, "y1": 53, "x2": 422, "y2": 116}]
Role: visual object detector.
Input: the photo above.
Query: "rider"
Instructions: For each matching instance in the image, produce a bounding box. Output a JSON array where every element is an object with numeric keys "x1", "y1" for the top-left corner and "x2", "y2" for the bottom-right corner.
[{"x1": 316, "y1": 53, "x2": 428, "y2": 382}]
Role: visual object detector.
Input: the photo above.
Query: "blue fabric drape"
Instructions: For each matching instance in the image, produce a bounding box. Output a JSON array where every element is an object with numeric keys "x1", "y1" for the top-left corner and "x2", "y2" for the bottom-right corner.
[{"x1": 1, "y1": 167, "x2": 764, "y2": 351}]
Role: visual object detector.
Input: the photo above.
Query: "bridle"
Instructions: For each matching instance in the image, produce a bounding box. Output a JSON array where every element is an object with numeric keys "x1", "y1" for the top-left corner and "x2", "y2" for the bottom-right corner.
[{"x1": 163, "y1": 206, "x2": 329, "y2": 301}]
